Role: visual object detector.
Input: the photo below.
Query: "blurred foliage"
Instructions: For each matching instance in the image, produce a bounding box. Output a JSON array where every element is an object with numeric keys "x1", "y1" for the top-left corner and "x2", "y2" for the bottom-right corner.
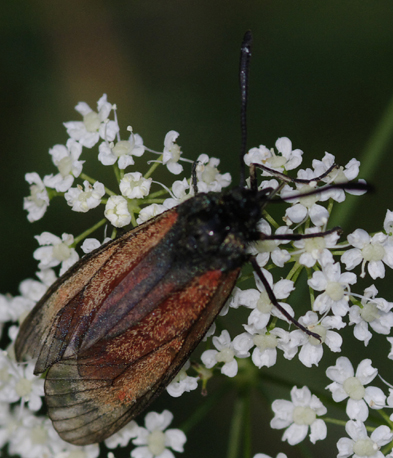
[{"x1": 1, "y1": 1, "x2": 393, "y2": 457}]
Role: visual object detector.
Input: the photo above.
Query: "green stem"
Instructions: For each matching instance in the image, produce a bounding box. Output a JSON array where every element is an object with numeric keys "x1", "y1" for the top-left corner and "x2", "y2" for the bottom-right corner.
[
  {"x1": 330, "y1": 90, "x2": 393, "y2": 228},
  {"x1": 79, "y1": 172, "x2": 96, "y2": 185},
  {"x1": 130, "y1": 210, "x2": 137, "y2": 227},
  {"x1": 382, "y1": 440, "x2": 393, "y2": 456},
  {"x1": 72, "y1": 218, "x2": 107, "y2": 246},
  {"x1": 306, "y1": 267, "x2": 315, "y2": 309},
  {"x1": 149, "y1": 189, "x2": 170, "y2": 199},
  {"x1": 243, "y1": 392, "x2": 252, "y2": 458},
  {"x1": 377, "y1": 408, "x2": 393, "y2": 428},
  {"x1": 286, "y1": 260, "x2": 301, "y2": 282},
  {"x1": 140, "y1": 198, "x2": 166, "y2": 204},
  {"x1": 227, "y1": 396, "x2": 245, "y2": 458},
  {"x1": 323, "y1": 417, "x2": 347, "y2": 427},
  {"x1": 113, "y1": 164, "x2": 121, "y2": 183},
  {"x1": 327, "y1": 199, "x2": 334, "y2": 216},
  {"x1": 331, "y1": 250, "x2": 347, "y2": 256},
  {"x1": 263, "y1": 212, "x2": 279, "y2": 229}
]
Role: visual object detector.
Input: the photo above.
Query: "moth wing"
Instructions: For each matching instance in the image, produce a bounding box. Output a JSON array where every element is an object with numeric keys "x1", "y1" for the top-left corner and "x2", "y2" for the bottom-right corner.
[
  {"x1": 14, "y1": 209, "x2": 178, "y2": 366},
  {"x1": 44, "y1": 268, "x2": 239, "y2": 445}
]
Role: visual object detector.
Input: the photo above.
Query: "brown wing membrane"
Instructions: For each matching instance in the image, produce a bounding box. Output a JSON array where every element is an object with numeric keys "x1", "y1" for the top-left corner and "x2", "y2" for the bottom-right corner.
[
  {"x1": 45, "y1": 268, "x2": 239, "y2": 445},
  {"x1": 15, "y1": 209, "x2": 178, "y2": 365}
]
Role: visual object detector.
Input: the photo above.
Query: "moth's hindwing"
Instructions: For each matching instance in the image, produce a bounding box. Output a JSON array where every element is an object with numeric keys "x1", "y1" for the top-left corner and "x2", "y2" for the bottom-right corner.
[{"x1": 45, "y1": 268, "x2": 238, "y2": 445}]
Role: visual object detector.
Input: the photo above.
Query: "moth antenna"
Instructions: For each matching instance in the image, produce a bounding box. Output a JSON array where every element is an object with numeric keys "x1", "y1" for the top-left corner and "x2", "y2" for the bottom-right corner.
[
  {"x1": 250, "y1": 257, "x2": 322, "y2": 342},
  {"x1": 191, "y1": 161, "x2": 199, "y2": 195},
  {"x1": 239, "y1": 30, "x2": 253, "y2": 188}
]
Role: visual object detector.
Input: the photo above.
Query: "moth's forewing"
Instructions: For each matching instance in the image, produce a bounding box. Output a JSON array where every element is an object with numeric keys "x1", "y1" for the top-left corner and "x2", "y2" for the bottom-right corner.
[
  {"x1": 44, "y1": 268, "x2": 239, "y2": 445},
  {"x1": 15, "y1": 208, "x2": 179, "y2": 369},
  {"x1": 15, "y1": 192, "x2": 248, "y2": 446}
]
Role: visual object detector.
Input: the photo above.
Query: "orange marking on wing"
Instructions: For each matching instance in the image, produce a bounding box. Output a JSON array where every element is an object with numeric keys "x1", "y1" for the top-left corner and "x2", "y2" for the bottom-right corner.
[{"x1": 77, "y1": 269, "x2": 225, "y2": 378}]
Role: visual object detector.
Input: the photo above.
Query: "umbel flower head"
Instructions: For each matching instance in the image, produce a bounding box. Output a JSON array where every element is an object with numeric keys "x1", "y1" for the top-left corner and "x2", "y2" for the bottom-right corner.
[{"x1": 3, "y1": 93, "x2": 393, "y2": 458}]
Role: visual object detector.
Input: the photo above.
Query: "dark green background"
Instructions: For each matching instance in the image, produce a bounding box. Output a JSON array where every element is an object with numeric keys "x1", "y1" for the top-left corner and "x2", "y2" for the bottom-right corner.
[{"x1": 1, "y1": 1, "x2": 393, "y2": 457}]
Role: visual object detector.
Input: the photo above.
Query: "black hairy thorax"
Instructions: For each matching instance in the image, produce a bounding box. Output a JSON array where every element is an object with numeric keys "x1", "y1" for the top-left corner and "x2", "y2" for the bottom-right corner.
[{"x1": 174, "y1": 186, "x2": 270, "y2": 271}]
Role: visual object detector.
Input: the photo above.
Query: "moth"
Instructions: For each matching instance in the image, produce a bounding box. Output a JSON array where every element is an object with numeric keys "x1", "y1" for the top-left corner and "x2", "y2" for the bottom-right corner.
[{"x1": 15, "y1": 31, "x2": 367, "y2": 445}]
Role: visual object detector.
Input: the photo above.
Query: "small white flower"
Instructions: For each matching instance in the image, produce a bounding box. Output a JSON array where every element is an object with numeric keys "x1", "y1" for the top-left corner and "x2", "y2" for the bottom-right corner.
[
  {"x1": 33, "y1": 232, "x2": 79, "y2": 275},
  {"x1": 244, "y1": 137, "x2": 303, "y2": 172},
  {"x1": 384, "y1": 209, "x2": 393, "y2": 236},
  {"x1": 131, "y1": 410, "x2": 186, "y2": 458},
  {"x1": 244, "y1": 270, "x2": 295, "y2": 332},
  {"x1": 282, "y1": 168, "x2": 329, "y2": 227},
  {"x1": 23, "y1": 173, "x2": 50, "y2": 222},
  {"x1": 64, "y1": 94, "x2": 119, "y2": 148},
  {"x1": 337, "y1": 420, "x2": 392, "y2": 458},
  {"x1": 290, "y1": 312, "x2": 344, "y2": 367},
  {"x1": 7, "y1": 277, "x2": 48, "y2": 323},
  {"x1": 244, "y1": 144, "x2": 271, "y2": 167},
  {"x1": 341, "y1": 229, "x2": 393, "y2": 279},
  {"x1": 105, "y1": 195, "x2": 131, "y2": 228},
  {"x1": 80, "y1": 238, "x2": 102, "y2": 254},
  {"x1": 98, "y1": 131, "x2": 145, "y2": 169},
  {"x1": 0, "y1": 403, "x2": 16, "y2": 448},
  {"x1": 0, "y1": 353, "x2": 44, "y2": 411},
  {"x1": 293, "y1": 227, "x2": 340, "y2": 268},
  {"x1": 308, "y1": 261, "x2": 357, "y2": 316},
  {"x1": 163, "y1": 131, "x2": 184, "y2": 175},
  {"x1": 163, "y1": 178, "x2": 192, "y2": 209},
  {"x1": 388, "y1": 337, "x2": 393, "y2": 360},
  {"x1": 195, "y1": 154, "x2": 231, "y2": 192},
  {"x1": 65, "y1": 180, "x2": 105, "y2": 212},
  {"x1": 312, "y1": 152, "x2": 365, "y2": 202},
  {"x1": 43, "y1": 139, "x2": 84, "y2": 192},
  {"x1": 225, "y1": 286, "x2": 249, "y2": 310},
  {"x1": 104, "y1": 420, "x2": 138, "y2": 449},
  {"x1": 120, "y1": 172, "x2": 152, "y2": 199},
  {"x1": 201, "y1": 330, "x2": 249, "y2": 377},
  {"x1": 270, "y1": 386, "x2": 327, "y2": 445},
  {"x1": 36, "y1": 268, "x2": 57, "y2": 287},
  {"x1": 253, "y1": 454, "x2": 287, "y2": 458},
  {"x1": 243, "y1": 326, "x2": 295, "y2": 367},
  {"x1": 349, "y1": 285, "x2": 393, "y2": 346},
  {"x1": 203, "y1": 322, "x2": 216, "y2": 341},
  {"x1": 258, "y1": 177, "x2": 280, "y2": 193},
  {"x1": 6, "y1": 409, "x2": 100, "y2": 458},
  {"x1": 18, "y1": 278, "x2": 47, "y2": 304},
  {"x1": 7, "y1": 413, "x2": 52, "y2": 458},
  {"x1": 326, "y1": 357, "x2": 386, "y2": 421},
  {"x1": 166, "y1": 361, "x2": 199, "y2": 398},
  {"x1": 0, "y1": 295, "x2": 12, "y2": 325},
  {"x1": 136, "y1": 204, "x2": 166, "y2": 225},
  {"x1": 251, "y1": 220, "x2": 292, "y2": 268}
]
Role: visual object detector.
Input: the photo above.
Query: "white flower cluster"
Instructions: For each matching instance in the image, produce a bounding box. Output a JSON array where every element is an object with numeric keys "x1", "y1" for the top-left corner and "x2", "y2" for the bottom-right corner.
[{"x1": 1, "y1": 94, "x2": 393, "y2": 457}]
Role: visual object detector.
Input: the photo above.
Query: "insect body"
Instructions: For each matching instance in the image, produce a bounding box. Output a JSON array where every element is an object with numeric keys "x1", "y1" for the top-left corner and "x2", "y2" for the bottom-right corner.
[
  {"x1": 14, "y1": 32, "x2": 367, "y2": 446},
  {"x1": 15, "y1": 186, "x2": 271, "y2": 445}
]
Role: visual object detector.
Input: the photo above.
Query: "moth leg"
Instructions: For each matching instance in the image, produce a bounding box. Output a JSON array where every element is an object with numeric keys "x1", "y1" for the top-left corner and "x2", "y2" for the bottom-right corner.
[
  {"x1": 250, "y1": 256, "x2": 321, "y2": 341},
  {"x1": 264, "y1": 180, "x2": 369, "y2": 205},
  {"x1": 254, "y1": 162, "x2": 338, "y2": 185},
  {"x1": 259, "y1": 226, "x2": 342, "y2": 242}
]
